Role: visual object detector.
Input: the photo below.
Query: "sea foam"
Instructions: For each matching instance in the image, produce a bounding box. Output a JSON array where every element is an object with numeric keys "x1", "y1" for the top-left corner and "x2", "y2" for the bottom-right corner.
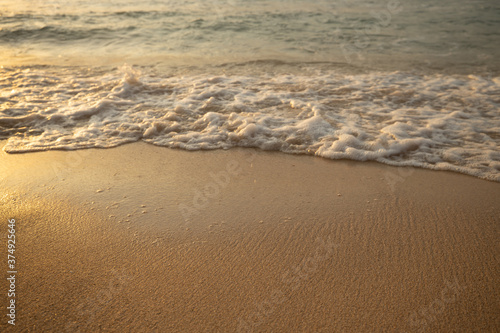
[{"x1": 1, "y1": 65, "x2": 499, "y2": 181}]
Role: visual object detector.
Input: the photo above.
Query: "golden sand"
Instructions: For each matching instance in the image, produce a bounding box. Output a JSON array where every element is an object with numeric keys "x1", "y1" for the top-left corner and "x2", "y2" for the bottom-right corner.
[{"x1": 0, "y1": 142, "x2": 499, "y2": 332}]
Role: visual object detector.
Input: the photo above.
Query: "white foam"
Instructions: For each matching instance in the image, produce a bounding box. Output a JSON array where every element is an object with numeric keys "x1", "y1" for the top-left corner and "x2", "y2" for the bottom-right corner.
[{"x1": 1, "y1": 65, "x2": 499, "y2": 181}]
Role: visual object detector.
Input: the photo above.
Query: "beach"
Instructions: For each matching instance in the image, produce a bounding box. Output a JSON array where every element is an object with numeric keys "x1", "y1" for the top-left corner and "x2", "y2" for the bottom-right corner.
[
  {"x1": 2, "y1": 0, "x2": 500, "y2": 331},
  {"x1": 1, "y1": 141, "x2": 498, "y2": 332}
]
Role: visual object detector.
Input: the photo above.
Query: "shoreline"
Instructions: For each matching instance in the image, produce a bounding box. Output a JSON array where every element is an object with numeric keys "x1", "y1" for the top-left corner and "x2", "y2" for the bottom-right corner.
[{"x1": 1, "y1": 142, "x2": 499, "y2": 332}]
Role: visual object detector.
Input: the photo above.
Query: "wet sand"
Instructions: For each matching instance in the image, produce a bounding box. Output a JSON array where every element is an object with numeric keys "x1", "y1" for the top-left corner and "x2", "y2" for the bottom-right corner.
[{"x1": 0, "y1": 141, "x2": 499, "y2": 332}]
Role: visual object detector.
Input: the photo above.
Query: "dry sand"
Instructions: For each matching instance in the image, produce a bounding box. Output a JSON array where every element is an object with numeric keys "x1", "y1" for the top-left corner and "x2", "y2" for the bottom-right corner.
[{"x1": 0, "y1": 141, "x2": 499, "y2": 332}]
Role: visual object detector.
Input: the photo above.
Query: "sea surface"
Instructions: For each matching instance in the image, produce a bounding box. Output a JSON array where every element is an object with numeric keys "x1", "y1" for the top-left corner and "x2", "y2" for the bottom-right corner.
[{"x1": 1, "y1": 0, "x2": 499, "y2": 180}]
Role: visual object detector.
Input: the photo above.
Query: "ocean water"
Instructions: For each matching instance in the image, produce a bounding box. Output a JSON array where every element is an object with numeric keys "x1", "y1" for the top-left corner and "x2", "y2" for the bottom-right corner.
[{"x1": 1, "y1": 0, "x2": 499, "y2": 180}]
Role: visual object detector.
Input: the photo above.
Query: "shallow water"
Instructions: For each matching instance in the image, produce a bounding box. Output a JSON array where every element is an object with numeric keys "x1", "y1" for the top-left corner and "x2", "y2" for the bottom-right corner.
[{"x1": 1, "y1": 0, "x2": 499, "y2": 180}]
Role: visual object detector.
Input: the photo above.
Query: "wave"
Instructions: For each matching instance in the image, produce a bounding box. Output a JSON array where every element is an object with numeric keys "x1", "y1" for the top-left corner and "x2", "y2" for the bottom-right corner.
[
  {"x1": 0, "y1": 26, "x2": 120, "y2": 42},
  {"x1": 1, "y1": 65, "x2": 499, "y2": 181}
]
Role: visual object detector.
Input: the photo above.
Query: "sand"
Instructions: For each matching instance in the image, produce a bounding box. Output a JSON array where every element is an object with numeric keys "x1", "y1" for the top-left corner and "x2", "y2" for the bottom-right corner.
[{"x1": 0, "y1": 141, "x2": 499, "y2": 332}]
